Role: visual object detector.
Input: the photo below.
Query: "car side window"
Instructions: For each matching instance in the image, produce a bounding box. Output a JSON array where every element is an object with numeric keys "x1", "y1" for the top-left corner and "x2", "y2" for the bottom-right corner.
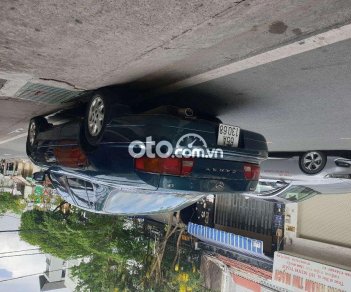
[
  {"x1": 66, "y1": 177, "x2": 94, "y2": 209},
  {"x1": 49, "y1": 173, "x2": 70, "y2": 200}
]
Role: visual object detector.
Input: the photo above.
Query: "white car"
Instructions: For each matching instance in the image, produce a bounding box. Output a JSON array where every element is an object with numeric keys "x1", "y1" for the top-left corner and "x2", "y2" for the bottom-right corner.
[
  {"x1": 261, "y1": 151, "x2": 351, "y2": 179},
  {"x1": 242, "y1": 151, "x2": 351, "y2": 203}
]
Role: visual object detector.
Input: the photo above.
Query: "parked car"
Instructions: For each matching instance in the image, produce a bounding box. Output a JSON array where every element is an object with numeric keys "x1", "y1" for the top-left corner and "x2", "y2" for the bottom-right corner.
[
  {"x1": 28, "y1": 91, "x2": 268, "y2": 215},
  {"x1": 241, "y1": 151, "x2": 351, "y2": 203},
  {"x1": 262, "y1": 151, "x2": 351, "y2": 178}
]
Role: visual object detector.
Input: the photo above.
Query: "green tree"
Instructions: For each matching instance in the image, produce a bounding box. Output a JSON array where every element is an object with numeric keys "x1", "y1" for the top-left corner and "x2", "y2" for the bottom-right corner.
[
  {"x1": 19, "y1": 210, "x2": 204, "y2": 291},
  {"x1": 20, "y1": 210, "x2": 147, "y2": 261},
  {"x1": 0, "y1": 192, "x2": 26, "y2": 215},
  {"x1": 71, "y1": 256, "x2": 144, "y2": 292},
  {"x1": 143, "y1": 223, "x2": 203, "y2": 292},
  {"x1": 20, "y1": 210, "x2": 149, "y2": 291}
]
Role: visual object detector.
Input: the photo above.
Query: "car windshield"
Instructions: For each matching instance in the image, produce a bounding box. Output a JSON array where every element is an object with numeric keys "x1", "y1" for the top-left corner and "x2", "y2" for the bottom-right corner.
[
  {"x1": 277, "y1": 185, "x2": 319, "y2": 202},
  {"x1": 254, "y1": 180, "x2": 289, "y2": 194},
  {"x1": 252, "y1": 181, "x2": 319, "y2": 202}
]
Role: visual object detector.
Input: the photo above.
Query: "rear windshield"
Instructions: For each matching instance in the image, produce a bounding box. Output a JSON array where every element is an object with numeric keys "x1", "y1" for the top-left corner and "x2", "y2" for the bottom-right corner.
[{"x1": 50, "y1": 172, "x2": 113, "y2": 210}]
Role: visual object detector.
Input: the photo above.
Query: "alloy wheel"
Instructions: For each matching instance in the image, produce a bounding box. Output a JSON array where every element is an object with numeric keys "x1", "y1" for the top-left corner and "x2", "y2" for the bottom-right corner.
[
  {"x1": 29, "y1": 121, "x2": 36, "y2": 145},
  {"x1": 88, "y1": 96, "x2": 105, "y2": 137},
  {"x1": 299, "y1": 151, "x2": 326, "y2": 174},
  {"x1": 302, "y1": 151, "x2": 323, "y2": 171}
]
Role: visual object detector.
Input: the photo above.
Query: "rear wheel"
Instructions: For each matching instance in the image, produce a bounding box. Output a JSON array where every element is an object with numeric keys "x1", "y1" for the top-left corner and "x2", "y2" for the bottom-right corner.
[
  {"x1": 82, "y1": 93, "x2": 109, "y2": 147},
  {"x1": 299, "y1": 151, "x2": 326, "y2": 175}
]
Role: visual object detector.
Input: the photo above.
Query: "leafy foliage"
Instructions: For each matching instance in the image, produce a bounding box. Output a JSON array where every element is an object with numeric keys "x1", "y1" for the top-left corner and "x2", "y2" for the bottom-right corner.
[
  {"x1": 20, "y1": 210, "x2": 203, "y2": 291},
  {"x1": 20, "y1": 210, "x2": 149, "y2": 291},
  {"x1": 0, "y1": 192, "x2": 26, "y2": 215},
  {"x1": 20, "y1": 210, "x2": 147, "y2": 261}
]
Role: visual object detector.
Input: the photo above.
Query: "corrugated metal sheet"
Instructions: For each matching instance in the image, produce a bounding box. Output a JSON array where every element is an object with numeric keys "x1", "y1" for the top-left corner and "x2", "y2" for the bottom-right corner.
[
  {"x1": 15, "y1": 82, "x2": 86, "y2": 104},
  {"x1": 215, "y1": 194, "x2": 275, "y2": 236},
  {"x1": 188, "y1": 222, "x2": 265, "y2": 256},
  {"x1": 298, "y1": 193, "x2": 351, "y2": 247}
]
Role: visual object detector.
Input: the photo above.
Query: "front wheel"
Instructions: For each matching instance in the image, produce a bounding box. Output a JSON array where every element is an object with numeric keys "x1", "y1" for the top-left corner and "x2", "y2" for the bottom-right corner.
[
  {"x1": 26, "y1": 117, "x2": 49, "y2": 154},
  {"x1": 82, "y1": 93, "x2": 109, "y2": 147},
  {"x1": 299, "y1": 151, "x2": 327, "y2": 175}
]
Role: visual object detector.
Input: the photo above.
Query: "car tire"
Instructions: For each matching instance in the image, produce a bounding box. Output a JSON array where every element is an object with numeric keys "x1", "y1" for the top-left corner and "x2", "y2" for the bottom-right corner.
[
  {"x1": 299, "y1": 151, "x2": 327, "y2": 175},
  {"x1": 82, "y1": 92, "x2": 109, "y2": 148},
  {"x1": 26, "y1": 117, "x2": 49, "y2": 154}
]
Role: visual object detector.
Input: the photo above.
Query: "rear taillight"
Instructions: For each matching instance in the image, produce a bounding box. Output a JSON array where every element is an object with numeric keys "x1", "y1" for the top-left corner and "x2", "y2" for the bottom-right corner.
[
  {"x1": 135, "y1": 157, "x2": 194, "y2": 176},
  {"x1": 243, "y1": 163, "x2": 260, "y2": 180}
]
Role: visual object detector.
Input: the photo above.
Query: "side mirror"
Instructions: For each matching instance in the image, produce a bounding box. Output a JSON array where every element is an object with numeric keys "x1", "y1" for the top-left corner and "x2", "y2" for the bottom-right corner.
[{"x1": 33, "y1": 172, "x2": 46, "y2": 182}]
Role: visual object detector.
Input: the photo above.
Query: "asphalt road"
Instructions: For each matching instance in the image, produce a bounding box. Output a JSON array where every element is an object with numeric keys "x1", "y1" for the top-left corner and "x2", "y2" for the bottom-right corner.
[
  {"x1": 1, "y1": 37, "x2": 351, "y2": 157},
  {"x1": 1, "y1": 0, "x2": 351, "y2": 90},
  {"x1": 1, "y1": 1, "x2": 351, "y2": 157},
  {"x1": 0, "y1": 137, "x2": 27, "y2": 159},
  {"x1": 0, "y1": 97, "x2": 60, "y2": 158},
  {"x1": 151, "y1": 38, "x2": 351, "y2": 151},
  {"x1": 0, "y1": 97, "x2": 58, "y2": 138}
]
